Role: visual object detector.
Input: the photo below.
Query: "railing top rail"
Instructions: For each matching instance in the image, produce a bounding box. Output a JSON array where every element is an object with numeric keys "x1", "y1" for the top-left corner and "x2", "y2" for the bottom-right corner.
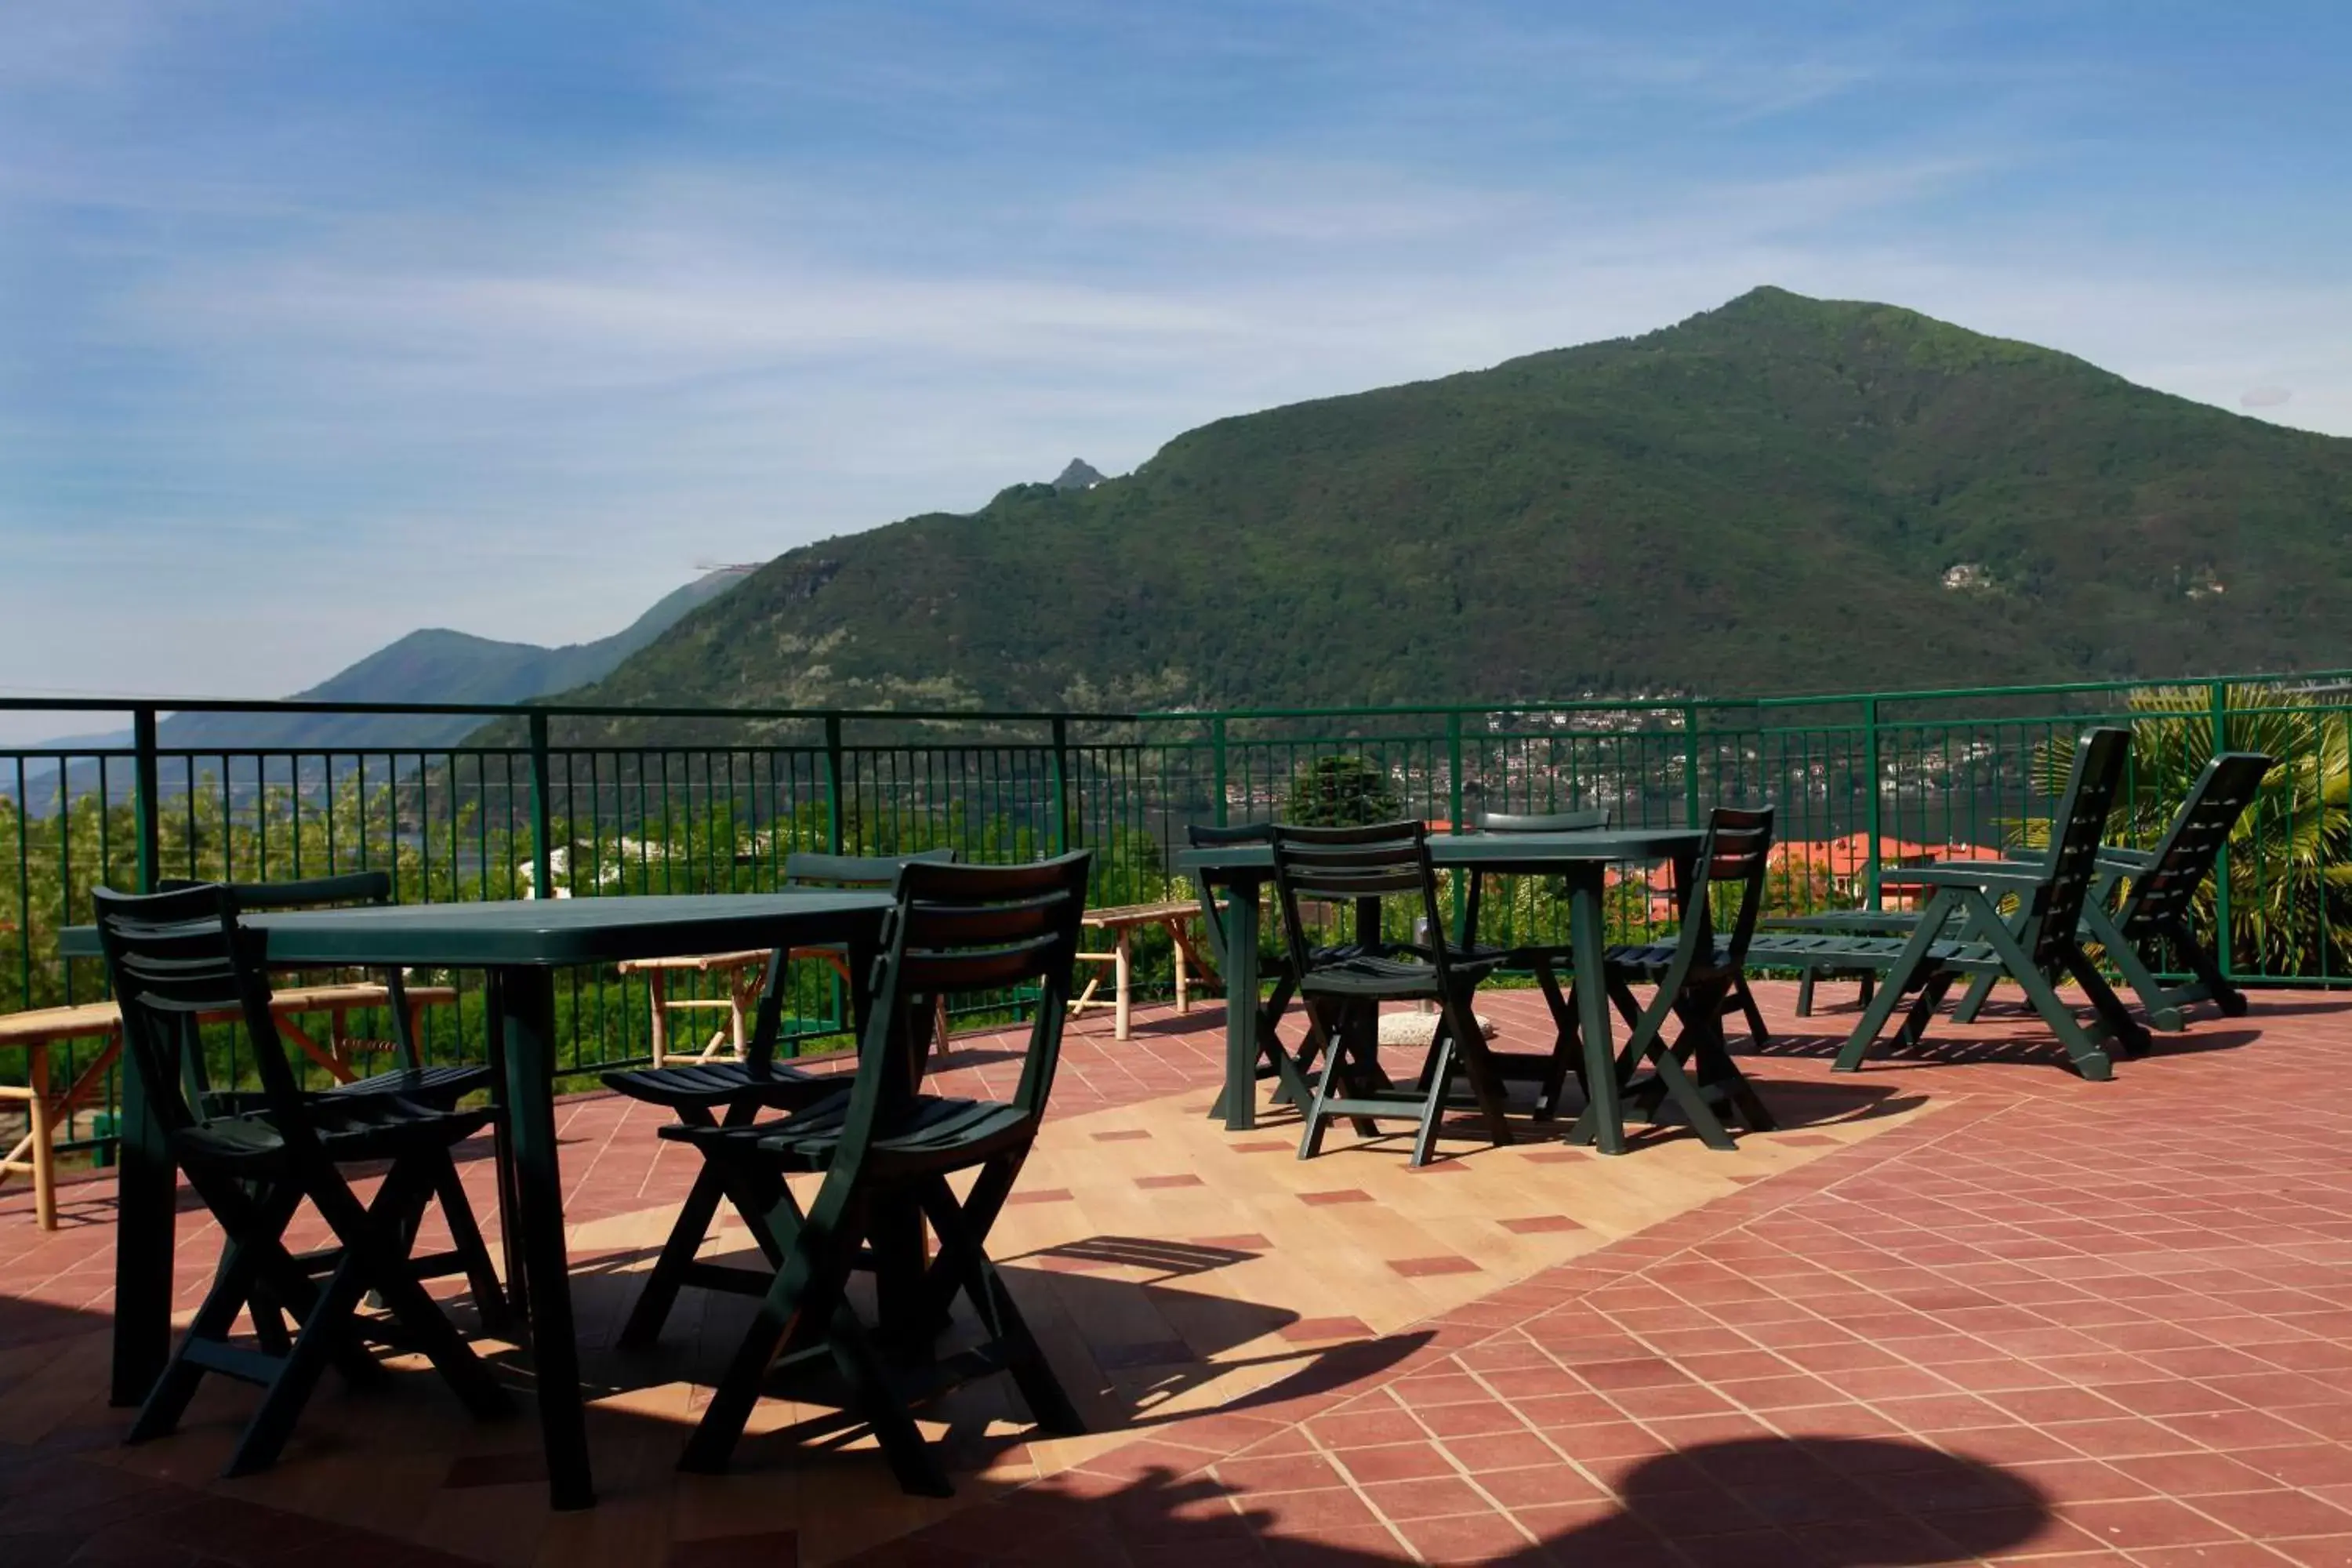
[
  {"x1": 5, "y1": 663, "x2": 2351, "y2": 732},
  {"x1": 0, "y1": 695, "x2": 1137, "y2": 724}
]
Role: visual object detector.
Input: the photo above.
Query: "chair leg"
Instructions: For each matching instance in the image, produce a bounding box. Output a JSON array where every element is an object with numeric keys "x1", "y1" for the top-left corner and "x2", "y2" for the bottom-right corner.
[
  {"x1": 427, "y1": 1149, "x2": 510, "y2": 1334},
  {"x1": 1410, "y1": 1035, "x2": 1457, "y2": 1169},
  {"x1": 1297, "y1": 1015, "x2": 1350, "y2": 1161},
  {"x1": 1950, "y1": 971, "x2": 1998, "y2": 1023},
  {"x1": 2172, "y1": 921, "x2": 2249, "y2": 1018},
  {"x1": 1606, "y1": 977, "x2": 1644, "y2": 1031},
  {"x1": 1733, "y1": 975, "x2": 1770, "y2": 1049},
  {"x1": 619, "y1": 1159, "x2": 731, "y2": 1349},
  {"x1": 312, "y1": 1161, "x2": 510, "y2": 1420},
  {"x1": 1531, "y1": 957, "x2": 1581, "y2": 1120},
  {"x1": 224, "y1": 1240, "x2": 376, "y2": 1477},
  {"x1": 919, "y1": 1170, "x2": 1081, "y2": 1435},
  {"x1": 1893, "y1": 974, "x2": 1958, "y2": 1051},
  {"x1": 2064, "y1": 949, "x2": 2151, "y2": 1060},
  {"x1": 130, "y1": 1175, "x2": 300, "y2": 1446},
  {"x1": 1795, "y1": 971, "x2": 1816, "y2": 1017}
]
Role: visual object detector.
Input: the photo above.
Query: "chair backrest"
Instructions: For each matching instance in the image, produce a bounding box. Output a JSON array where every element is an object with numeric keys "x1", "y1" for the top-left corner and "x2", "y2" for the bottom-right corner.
[
  {"x1": 1662, "y1": 807, "x2": 1777, "y2": 982},
  {"x1": 784, "y1": 848, "x2": 957, "y2": 888},
  {"x1": 92, "y1": 883, "x2": 313, "y2": 1142},
  {"x1": 746, "y1": 848, "x2": 960, "y2": 1073},
  {"x1": 2026, "y1": 728, "x2": 2133, "y2": 967},
  {"x1": 157, "y1": 871, "x2": 416, "y2": 1073},
  {"x1": 825, "y1": 854, "x2": 1092, "y2": 1171},
  {"x1": 1459, "y1": 806, "x2": 1610, "y2": 946},
  {"x1": 1475, "y1": 807, "x2": 1611, "y2": 833},
  {"x1": 2116, "y1": 752, "x2": 2276, "y2": 942},
  {"x1": 1267, "y1": 820, "x2": 1448, "y2": 985}
]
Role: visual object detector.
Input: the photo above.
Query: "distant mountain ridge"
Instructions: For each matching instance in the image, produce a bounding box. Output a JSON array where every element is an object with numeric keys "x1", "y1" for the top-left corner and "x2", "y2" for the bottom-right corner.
[
  {"x1": 43, "y1": 569, "x2": 745, "y2": 755},
  {"x1": 554, "y1": 286, "x2": 2352, "y2": 721}
]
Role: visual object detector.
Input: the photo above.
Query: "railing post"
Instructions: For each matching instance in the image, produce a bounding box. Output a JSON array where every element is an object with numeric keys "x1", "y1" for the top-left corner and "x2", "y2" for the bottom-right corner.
[
  {"x1": 822, "y1": 713, "x2": 845, "y2": 855},
  {"x1": 1862, "y1": 698, "x2": 1883, "y2": 909},
  {"x1": 1446, "y1": 712, "x2": 1465, "y2": 832},
  {"x1": 132, "y1": 705, "x2": 161, "y2": 894},
  {"x1": 1049, "y1": 717, "x2": 1071, "y2": 855},
  {"x1": 528, "y1": 710, "x2": 554, "y2": 901},
  {"x1": 2210, "y1": 681, "x2": 2233, "y2": 976},
  {"x1": 1681, "y1": 703, "x2": 1701, "y2": 828},
  {"x1": 1211, "y1": 716, "x2": 1229, "y2": 827}
]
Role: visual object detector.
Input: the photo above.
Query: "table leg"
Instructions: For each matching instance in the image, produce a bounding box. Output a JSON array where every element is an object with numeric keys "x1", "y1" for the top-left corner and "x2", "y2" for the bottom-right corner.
[
  {"x1": 110, "y1": 1039, "x2": 176, "y2": 1405},
  {"x1": 1564, "y1": 866, "x2": 1627, "y2": 1156},
  {"x1": 498, "y1": 966, "x2": 595, "y2": 1511},
  {"x1": 482, "y1": 971, "x2": 527, "y2": 1323},
  {"x1": 1212, "y1": 888, "x2": 1262, "y2": 1131}
]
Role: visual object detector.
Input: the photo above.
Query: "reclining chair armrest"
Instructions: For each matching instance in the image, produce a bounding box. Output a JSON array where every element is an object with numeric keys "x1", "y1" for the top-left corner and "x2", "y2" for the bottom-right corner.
[{"x1": 1896, "y1": 862, "x2": 2049, "y2": 891}]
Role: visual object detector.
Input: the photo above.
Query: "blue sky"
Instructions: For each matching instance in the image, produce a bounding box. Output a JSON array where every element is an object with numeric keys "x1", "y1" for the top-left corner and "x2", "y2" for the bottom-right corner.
[{"x1": 3, "y1": 2, "x2": 2348, "y2": 732}]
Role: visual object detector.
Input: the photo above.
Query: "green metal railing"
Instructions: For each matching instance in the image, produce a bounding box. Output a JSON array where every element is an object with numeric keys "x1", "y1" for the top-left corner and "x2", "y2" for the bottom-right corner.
[{"x1": 5, "y1": 667, "x2": 2350, "y2": 1160}]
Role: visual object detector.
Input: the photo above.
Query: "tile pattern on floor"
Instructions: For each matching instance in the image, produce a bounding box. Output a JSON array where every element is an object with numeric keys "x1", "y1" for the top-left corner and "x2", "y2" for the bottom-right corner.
[{"x1": 5, "y1": 982, "x2": 2352, "y2": 1568}]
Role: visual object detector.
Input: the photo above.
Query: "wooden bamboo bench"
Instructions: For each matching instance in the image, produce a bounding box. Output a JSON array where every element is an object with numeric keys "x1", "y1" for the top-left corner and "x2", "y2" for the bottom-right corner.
[
  {"x1": 1069, "y1": 900, "x2": 1213, "y2": 1040},
  {"x1": 0, "y1": 982, "x2": 456, "y2": 1230}
]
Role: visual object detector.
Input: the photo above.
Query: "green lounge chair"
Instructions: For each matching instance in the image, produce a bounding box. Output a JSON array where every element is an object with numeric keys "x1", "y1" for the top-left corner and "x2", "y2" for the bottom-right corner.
[
  {"x1": 1748, "y1": 728, "x2": 2142, "y2": 1078},
  {"x1": 1947, "y1": 751, "x2": 2275, "y2": 1032}
]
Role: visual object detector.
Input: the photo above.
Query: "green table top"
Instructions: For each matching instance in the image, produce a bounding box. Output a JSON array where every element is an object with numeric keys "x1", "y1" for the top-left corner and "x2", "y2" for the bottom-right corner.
[
  {"x1": 59, "y1": 891, "x2": 894, "y2": 968},
  {"x1": 1176, "y1": 827, "x2": 1704, "y2": 881}
]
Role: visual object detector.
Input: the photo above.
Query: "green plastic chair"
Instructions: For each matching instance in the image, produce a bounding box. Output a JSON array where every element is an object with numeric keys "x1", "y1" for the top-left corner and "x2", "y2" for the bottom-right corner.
[
  {"x1": 602, "y1": 847, "x2": 956, "y2": 1350},
  {"x1": 93, "y1": 883, "x2": 510, "y2": 1479},
  {"x1": 1271, "y1": 820, "x2": 1512, "y2": 1167},
  {"x1": 673, "y1": 852, "x2": 1093, "y2": 1495},
  {"x1": 1577, "y1": 807, "x2": 1777, "y2": 1151}
]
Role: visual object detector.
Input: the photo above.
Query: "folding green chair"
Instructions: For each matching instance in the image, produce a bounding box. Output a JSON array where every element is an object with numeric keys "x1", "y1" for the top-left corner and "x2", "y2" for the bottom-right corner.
[
  {"x1": 674, "y1": 853, "x2": 1092, "y2": 1495},
  {"x1": 1458, "y1": 806, "x2": 1610, "y2": 1117},
  {"x1": 1271, "y1": 820, "x2": 1513, "y2": 1167},
  {"x1": 1570, "y1": 807, "x2": 1777, "y2": 1151},
  {"x1": 93, "y1": 884, "x2": 510, "y2": 1478},
  {"x1": 1748, "y1": 728, "x2": 2142, "y2": 1078},
  {"x1": 604, "y1": 847, "x2": 956, "y2": 1350}
]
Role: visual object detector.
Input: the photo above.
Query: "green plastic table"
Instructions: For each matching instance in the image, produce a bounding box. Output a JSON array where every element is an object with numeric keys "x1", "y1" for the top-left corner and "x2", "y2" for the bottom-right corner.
[
  {"x1": 67, "y1": 891, "x2": 894, "y2": 1511},
  {"x1": 1176, "y1": 828, "x2": 1704, "y2": 1156}
]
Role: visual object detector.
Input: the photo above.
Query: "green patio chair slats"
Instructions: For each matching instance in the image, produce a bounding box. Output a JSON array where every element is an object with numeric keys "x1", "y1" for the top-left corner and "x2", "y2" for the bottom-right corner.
[
  {"x1": 1575, "y1": 807, "x2": 1777, "y2": 1151},
  {"x1": 1748, "y1": 728, "x2": 2141, "y2": 1078},
  {"x1": 674, "y1": 852, "x2": 1093, "y2": 1496},
  {"x1": 1272, "y1": 820, "x2": 1514, "y2": 1167},
  {"x1": 93, "y1": 883, "x2": 510, "y2": 1479},
  {"x1": 604, "y1": 848, "x2": 957, "y2": 1351}
]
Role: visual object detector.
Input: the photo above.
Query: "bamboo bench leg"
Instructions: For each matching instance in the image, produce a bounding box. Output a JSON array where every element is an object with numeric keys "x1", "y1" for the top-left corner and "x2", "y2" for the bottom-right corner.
[
  {"x1": 1115, "y1": 931, "x2": 1132, "y2": 1041},
  {"x1": 30, "y1": 1047, "x2": 54, "y2": 1231}
]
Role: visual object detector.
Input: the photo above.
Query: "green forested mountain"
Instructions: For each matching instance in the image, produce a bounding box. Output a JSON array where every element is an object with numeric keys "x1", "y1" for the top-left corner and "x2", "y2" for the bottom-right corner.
[{"x1": 571, "y1": 288, "x2": 2352, "y2": 716}]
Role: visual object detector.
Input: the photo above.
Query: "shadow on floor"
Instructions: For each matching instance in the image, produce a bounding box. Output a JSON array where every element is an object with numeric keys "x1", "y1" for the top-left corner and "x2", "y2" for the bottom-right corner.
[{"x1": 840, "y1": 1433, "x2": 2055, "y2": 1566}]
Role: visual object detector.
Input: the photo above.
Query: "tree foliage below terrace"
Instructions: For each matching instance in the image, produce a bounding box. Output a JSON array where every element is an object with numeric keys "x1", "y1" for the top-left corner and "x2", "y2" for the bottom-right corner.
[{"x1": 551, "y1": 285, "x2": 2352, "y2": 731}]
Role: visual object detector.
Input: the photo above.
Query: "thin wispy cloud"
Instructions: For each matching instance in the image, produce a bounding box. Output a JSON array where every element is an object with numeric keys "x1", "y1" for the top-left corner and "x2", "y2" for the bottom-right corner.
[{"x1": 1, "y1": 1, "x2": 2346, "y2": 731}]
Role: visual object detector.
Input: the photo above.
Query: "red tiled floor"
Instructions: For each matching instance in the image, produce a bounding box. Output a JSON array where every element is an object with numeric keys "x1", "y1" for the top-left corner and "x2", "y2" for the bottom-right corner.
[{"x1": 20, "y1": 983, "x2": 2352, "y2": 1568}]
